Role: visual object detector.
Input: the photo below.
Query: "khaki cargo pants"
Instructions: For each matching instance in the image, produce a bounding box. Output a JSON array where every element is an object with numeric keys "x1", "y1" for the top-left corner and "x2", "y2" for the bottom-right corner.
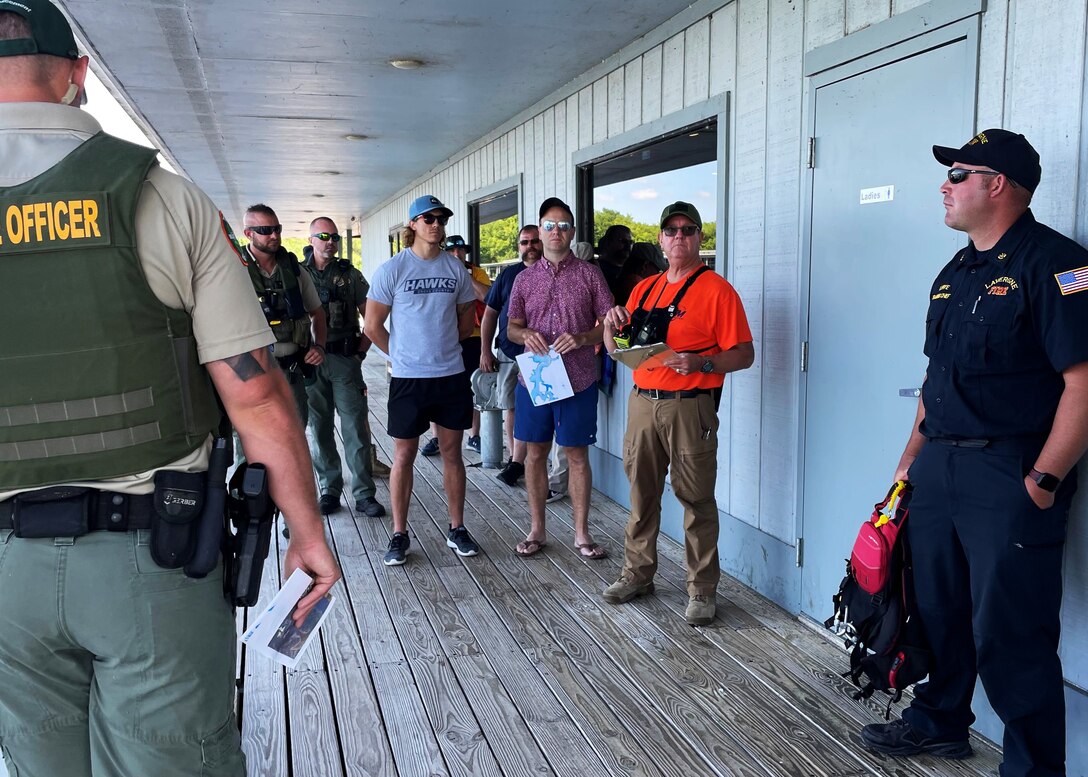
[
  {"x1": 620, "y1": 389, "x2": 722, "y2": 596},
  {"x1": 0, "y1": 529, "x2": 244, "y2": 777}
]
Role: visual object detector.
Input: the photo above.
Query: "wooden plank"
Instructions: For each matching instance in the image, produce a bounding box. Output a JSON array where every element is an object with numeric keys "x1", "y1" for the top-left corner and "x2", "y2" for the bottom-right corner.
[
  {"x1": 624, "y1": 58, "x2": 643, "y2": 132},
  {"x1": 709, "y1": 3, "x2": 737, "y2": 98},
  {"x1": 684, "y1": 18, "x2": 711, "y2": 108},
  {"x1": 240, "y1": 529, "x2": 288, "y2": 775},
  {"x1": 554, "y1": 99, "x2": 568, "y2": 202},
  {"x1": 845, "y1": 0, "x2": 890, "y2": 35},
  {"x1": 728, "y1": 0, "x2": 769, "y2": 524},
  {"x1": 330, "y1": 516, "x2": 450, "y2": 777},
  {"x1": 543, "y1": 106, "x2": 556, "y2": 199},
  {"x1": 607, "y1": 67, "x2": 625, "y2": 138},
  {"x1": 804, "y1": 0, "x2": 846, "y2": 51},
  {"x1": 593, "y1": 78, "x2": 608, "y2": 145},
  {"x1": 661, "y1": 31, "x2": 686, "y2": 116},
  {"x1": 578, "y1": 85, "x2": 594, "y2": 150},
  {"x1": 351, "y1": 512, "x2": 505, "y2": 776},
  {"x1": 641, "y1": 45, "x2": 663, "y2": 123},
  {"x1": 566, "y1": 93, "x2": 580, "y2": 163}
]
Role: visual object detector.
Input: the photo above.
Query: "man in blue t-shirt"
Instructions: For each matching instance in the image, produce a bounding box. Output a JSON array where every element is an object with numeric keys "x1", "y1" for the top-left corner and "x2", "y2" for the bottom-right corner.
[
  {"x1": 365, "y1": 195, "x2": 479, "y2": 566},
  {"x1": 480, "y1": 224, "x2": 541, "y2": 485}
]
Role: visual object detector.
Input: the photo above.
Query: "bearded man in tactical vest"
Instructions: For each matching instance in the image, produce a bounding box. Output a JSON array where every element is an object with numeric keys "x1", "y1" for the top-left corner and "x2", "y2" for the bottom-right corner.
[
  {"x1": 0, "y1": 3, "x2": 340, "y2": 775},
  {"x1": 302, "y1": 217, "x2": 387, "y2": 518},
  {"x1": 240, "y1": 203, "x2": 327, "y2": 434}
]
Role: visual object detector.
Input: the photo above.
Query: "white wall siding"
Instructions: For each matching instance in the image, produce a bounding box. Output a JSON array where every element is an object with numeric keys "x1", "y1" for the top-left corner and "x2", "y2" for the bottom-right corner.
[{"x1": 359, "y1": 0, "x2": 1088, "y2": 558}]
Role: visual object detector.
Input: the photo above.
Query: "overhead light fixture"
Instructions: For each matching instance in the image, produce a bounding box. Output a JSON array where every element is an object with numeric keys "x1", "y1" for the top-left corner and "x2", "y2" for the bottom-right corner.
[
  {"x1": 313, "y1": 194, "x2": 325, "y2": 198},
  {"x1": 343, "y1": 133, "x2": 368, "y2": 141},
  {"x1": 689, "y1": 132, "x2": 700, "y2": 137},
  {"x1": 321, "y1": 170, "x2": 341, "y2": 176},
  {"x1": 389, "y1": 58, "x2": 424, "y2": 70}
]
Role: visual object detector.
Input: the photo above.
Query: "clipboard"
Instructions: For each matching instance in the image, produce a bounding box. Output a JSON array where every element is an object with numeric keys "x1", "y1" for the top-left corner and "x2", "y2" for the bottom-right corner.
[{"x1": 610, "y1": 343, "x2": 675, "y2": 369}]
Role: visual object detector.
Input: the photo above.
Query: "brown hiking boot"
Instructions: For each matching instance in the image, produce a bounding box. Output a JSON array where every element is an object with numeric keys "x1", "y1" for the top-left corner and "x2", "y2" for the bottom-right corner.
[
  {"x1": 370, "y1": 445, "x2": 391, "y2": 477},
  {"x1": 602, "y1": 576, "x2": 654, "y2": 604},
  {"x1": 685, "y1": 595, "x2": 715, "y2": 625}
]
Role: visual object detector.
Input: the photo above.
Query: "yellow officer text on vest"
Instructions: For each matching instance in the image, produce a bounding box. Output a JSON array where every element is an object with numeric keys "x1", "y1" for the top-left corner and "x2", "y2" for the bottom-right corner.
[{"x1": 0, "y1": 195, "x2": 106, "y2": 249}]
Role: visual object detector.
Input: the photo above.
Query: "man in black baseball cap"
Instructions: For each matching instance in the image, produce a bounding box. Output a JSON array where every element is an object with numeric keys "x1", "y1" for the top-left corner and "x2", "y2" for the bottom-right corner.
[
  {"x1": 932, "y1": 128, "x2": 1041, "y2": 193},
  {"x1": 859, "y1": 127, "x2": 1088, "y2": 776}
]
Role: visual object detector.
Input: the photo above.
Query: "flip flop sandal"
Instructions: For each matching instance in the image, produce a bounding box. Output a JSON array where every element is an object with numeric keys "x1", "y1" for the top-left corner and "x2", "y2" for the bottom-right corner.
[
  {"x1": 516, "y1": 539, "x2": 546, "y2": 557},
  {"x1": 575, "y1": 542, "x2": 608, "y2": 560}
]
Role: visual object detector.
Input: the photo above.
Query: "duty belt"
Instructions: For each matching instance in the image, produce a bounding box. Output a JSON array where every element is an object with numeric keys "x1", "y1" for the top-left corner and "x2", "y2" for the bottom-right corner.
[
  {"x1": 636, "y1": 387, "x2": 714, "y2": 400},
  {"x1": 0, "y1": 487, "x2": 154, "y2": 532},
  {"x1": 928, "y1": 436, "x2": 1046, "y2": 454}
]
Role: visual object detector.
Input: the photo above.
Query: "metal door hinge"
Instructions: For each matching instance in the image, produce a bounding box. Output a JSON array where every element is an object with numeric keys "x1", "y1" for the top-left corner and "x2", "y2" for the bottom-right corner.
[
  {"x1": 806, "y1": 137, "x2": 815, "y2": 169},
  {"x1": 796, "y1": 537, "x2": 804, "y2": 567},
  {"x1": 800, "y1": 340, "x2": 809, "y2": 373}
]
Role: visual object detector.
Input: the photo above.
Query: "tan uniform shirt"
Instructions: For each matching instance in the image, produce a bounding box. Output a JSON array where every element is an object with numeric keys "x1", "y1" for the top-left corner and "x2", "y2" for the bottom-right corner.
[{"x1": 0, "y1": 102, "x2": 273, "y2": 498}]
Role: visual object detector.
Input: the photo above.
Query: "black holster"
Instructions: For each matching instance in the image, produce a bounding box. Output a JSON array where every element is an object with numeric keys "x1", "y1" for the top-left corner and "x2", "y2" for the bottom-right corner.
[{"x1": 224, "y1": 463, "x2": 275, "y2": 607}]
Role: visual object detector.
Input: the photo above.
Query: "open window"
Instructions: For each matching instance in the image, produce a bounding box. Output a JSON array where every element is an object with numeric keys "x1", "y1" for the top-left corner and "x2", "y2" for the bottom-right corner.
[
  {"x1": 468, "y1": 184, "x2": 520, "y2": 279},
  {"x1": 577, "y1": 119, "x2": 718, "y2": 270}
]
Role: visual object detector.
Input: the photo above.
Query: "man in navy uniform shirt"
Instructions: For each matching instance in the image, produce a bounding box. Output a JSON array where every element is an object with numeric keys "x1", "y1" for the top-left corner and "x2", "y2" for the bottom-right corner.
[{"x1": 860, "y1": 130, "x2": 1088, "y2": 777}]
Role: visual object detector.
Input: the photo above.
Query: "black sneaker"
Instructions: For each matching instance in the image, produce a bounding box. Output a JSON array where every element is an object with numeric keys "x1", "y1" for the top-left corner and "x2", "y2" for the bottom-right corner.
[
  {"x1": 546, "y1": 489, "x2": 566, "y2": 504},
  {"x1": 384, "y1": 532, "x2": 410, "y2": 566},
  {"x1": 319, "y1": 494, "x2": 341, "y2": 514},
  {"x1": 464, "y1": 435, "x2": 481, "y2": 453},
  {"x1": 860, "y1": 719, "x2": 972, "y2": 758},
  {"x1": 496, "y1": 459, "x2": 524, "y2": 486},
  {"x1": 421, "y1": 438, "x2": 440, "y2": 457},
  {"x1": 355, "y1": 497, "x2": 386, "y2": 518},
  {"x1": 446, "y1": 524, "x2": 479, "y2": 557}
]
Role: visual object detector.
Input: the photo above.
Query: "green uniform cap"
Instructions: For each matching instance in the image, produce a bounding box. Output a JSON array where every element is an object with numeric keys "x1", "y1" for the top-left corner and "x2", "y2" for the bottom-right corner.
[{"x1": 0, "y1": 0, "x2": 79, "y2": 60}]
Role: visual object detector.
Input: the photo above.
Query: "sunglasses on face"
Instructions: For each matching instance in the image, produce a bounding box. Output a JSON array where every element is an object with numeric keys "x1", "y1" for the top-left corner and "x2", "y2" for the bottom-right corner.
[
  {"x1": 310, "y1": 232, "x2": 341, "y2": 243},
  {"x1": 662, "y1": 225, "x2": 700, "y2": 237},
  {"x1": 947, "y1": 168, "x2": 1000, "y2": 184},
  {"x1": 416, "y1": 213, "x2": 449, "y2": 226},
  {"x1": 519, "y1": 238, "x2": 542, "y2": 246},
  {"x1": 541, "y1": 220, "x2": 573, "y2": 232},
  {"x1": 247, "y1": 224, "x2": 282, "y2": 236}
]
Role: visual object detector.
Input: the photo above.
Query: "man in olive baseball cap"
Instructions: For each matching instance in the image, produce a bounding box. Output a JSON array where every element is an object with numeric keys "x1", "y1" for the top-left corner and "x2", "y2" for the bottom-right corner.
[
  {"x1": 0, "y1": 0, "x2": 79, "y2": 59},
  {"x1": 932, "y1": 128, "x2": 1041, "y2": 193},
  {"x1": 659, "y1": 201, "x2": 703, "y2": 230}
]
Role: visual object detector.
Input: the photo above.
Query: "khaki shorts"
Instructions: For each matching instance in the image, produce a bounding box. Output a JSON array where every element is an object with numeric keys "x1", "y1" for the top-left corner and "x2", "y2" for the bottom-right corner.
[{"x1": 496, "y1": 349, "x2": 520, "y2": 410}]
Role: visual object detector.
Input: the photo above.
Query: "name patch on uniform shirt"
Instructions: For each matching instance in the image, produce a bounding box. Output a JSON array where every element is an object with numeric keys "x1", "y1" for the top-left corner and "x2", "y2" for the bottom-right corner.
[
  {"x1": 1055, "y1": 265, "x2": 1088, "y2": 296},
  {"x1": 0, "y1": 193, "x2": 110, "y2": 254},
  {"x1": 986, "y1": 276, "x2": 1018, "y2": 296},
  {"x1": 931, "y1": 283, "x2": 952, "y2": 300}
]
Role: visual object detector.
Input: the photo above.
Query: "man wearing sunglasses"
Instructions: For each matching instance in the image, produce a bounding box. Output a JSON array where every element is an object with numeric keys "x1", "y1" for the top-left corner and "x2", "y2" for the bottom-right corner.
[
  {"x1": 365, "y1": 195, "x2": 480, "y2": 566},
  {"x1": 240, "y1": 204, "x2": 327, "y2": 437},
  {"x1": 301, "y1": 217, "x2": 387, "y2": 519},
  {"x1": 601, "y1": 201, "x2": 754, "y2": 625},
  {"x1": 507, "y1": 198, "x2": 614, "y2": 559},
  {"x1": 480, "y1": 225, "x2": 543, "y2": 486},
  {"x1": 0, "y1": 3, "x2": 339, "y2": 774},
  {"x1": 858, "y1": 131, "x2": 1088, "y2": 776}
]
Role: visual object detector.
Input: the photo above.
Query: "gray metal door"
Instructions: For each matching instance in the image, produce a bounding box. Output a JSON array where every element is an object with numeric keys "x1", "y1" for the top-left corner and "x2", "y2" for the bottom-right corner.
[{"x1": 800, "y1": 35, "x2": 975, "y2": 618}]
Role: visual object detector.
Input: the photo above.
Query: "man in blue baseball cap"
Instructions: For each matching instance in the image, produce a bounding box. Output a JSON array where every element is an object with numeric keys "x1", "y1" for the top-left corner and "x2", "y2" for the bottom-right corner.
[{"x1": 365, "y1": 195, "x2": 481, "y2": 566}]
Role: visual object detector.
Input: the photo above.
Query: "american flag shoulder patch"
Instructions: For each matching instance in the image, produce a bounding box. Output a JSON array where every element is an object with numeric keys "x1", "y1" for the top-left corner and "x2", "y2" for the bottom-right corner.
[{"x1": 1054, "y1": 265, "x2": 1088, "y2": 296}]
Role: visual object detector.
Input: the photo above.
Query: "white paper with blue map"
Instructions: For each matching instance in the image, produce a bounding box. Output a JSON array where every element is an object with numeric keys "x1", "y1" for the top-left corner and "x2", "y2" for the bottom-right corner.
[{"x1": 515, "y1": 348, "x2": 574, "y2": 406}]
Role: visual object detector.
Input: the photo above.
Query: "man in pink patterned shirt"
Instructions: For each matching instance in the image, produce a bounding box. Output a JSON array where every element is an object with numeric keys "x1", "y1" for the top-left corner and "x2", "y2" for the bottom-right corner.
[{"x1": 507, "y1": 197, "x2": 614, "y2": 559}]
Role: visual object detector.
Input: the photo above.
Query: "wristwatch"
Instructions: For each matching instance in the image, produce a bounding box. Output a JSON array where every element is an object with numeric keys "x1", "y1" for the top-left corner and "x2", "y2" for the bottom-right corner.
[
  {"x1": 699, "y1": 358, "x2": 715, "y2": 374},
  {"x1": 1028, "y1": 468, "x2": 1061, "y2": 492}
]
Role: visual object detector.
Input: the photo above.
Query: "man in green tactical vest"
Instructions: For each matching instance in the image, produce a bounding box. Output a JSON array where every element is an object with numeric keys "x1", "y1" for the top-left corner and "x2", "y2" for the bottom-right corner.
[
  {"x1": 240, "y1": 203, "x2": 327, "y2": 432},
  {"x1": 0, "y1": 3, "x2": 340, "y2": 776},
  {"x1": 303, "y1": 217, "x2": 388, "y2": 518}
]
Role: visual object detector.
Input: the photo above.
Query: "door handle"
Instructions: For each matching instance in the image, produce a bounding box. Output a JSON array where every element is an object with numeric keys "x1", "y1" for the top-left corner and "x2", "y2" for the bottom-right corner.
[{"x1": 899, "y1": 388, "x2": 921, "y2": 397}]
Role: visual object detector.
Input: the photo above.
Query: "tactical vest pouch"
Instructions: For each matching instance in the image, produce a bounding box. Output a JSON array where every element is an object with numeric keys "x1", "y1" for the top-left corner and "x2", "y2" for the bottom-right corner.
[
  {"x1": 150, "y1": 470, "x2": 205, "y2": 568},
  {"x1": 11, "y1": 487, "x2": 91, "y2": 538}
]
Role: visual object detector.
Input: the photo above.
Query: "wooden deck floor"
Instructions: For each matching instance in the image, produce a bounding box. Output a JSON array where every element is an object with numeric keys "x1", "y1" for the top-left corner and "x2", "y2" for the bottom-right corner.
[{"x1": 236, "y1": 360, "x2": 1003, "y2": 777}]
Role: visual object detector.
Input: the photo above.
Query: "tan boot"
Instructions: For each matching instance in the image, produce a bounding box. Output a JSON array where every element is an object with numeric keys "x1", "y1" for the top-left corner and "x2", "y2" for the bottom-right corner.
[
  {"x1": 685, "y1": 594, "x2": 715, "y2": 625},
  {"x1": 602, "y1": 576, "x2": 654, "y2": 604},
  {"x1": 370, "y1": 445, "x2": 391, "y2": 478}
]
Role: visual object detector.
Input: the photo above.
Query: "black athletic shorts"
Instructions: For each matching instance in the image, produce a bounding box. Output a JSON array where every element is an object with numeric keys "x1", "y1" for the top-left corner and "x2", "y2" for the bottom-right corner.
[{"x1": 387, "y1": 371, "x2": 473, "y2": 439}]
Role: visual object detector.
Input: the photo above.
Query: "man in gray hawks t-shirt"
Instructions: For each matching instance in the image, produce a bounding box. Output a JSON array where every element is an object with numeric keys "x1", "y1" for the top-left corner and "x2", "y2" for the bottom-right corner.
[{"x1": 365, "y1": 194, "x2": 479, "y2": 567}]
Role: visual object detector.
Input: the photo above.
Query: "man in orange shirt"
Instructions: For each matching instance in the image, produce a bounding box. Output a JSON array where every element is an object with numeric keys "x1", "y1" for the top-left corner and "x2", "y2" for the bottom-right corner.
[{"x1": 601, "y1": 202, "x2": 754, "y2": 624}]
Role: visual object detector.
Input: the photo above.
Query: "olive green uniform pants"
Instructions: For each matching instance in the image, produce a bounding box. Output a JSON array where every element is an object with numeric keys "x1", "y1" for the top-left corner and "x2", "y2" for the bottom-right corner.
[
  {"x1": 306, "y1": 353, "x2": 376, "y2": 502},
  {"x1": 0, "y1": 529, "x2": 244, "y2": 777},
  {"x1": 620, "y1": 390, "x2": 722, "y2": 596}
]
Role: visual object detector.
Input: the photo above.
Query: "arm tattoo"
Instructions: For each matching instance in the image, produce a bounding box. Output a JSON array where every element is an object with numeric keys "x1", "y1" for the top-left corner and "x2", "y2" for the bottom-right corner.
[{"x1": 224, "y1": 353, "x2": 266, "y2": 381}]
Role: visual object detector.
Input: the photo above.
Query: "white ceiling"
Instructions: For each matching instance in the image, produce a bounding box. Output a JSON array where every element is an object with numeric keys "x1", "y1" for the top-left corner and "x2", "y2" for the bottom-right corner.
[{"x1": 59, "y1": 0, "x2": 696, "y2": 233}]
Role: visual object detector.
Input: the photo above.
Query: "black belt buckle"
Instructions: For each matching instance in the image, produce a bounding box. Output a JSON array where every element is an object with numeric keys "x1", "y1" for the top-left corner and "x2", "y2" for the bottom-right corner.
[{"x1": 12, "y1": 487, "x2": 93, "y2": 538}]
